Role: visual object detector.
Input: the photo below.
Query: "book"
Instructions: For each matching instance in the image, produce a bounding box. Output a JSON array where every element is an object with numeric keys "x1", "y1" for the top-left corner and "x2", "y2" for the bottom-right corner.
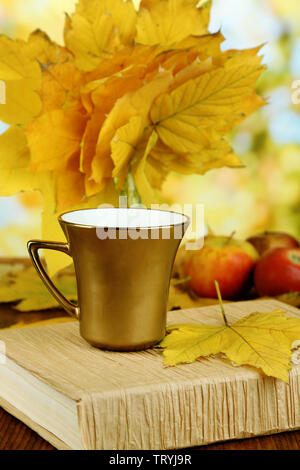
[{"x1": 0, "y1": 298, "x2": 300, "y2": 450}]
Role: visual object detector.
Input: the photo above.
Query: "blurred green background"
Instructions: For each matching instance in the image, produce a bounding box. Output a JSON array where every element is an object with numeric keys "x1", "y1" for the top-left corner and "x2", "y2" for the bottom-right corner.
[{"x1": 0, "y1": 0, "x2": 299, "y2": 256}]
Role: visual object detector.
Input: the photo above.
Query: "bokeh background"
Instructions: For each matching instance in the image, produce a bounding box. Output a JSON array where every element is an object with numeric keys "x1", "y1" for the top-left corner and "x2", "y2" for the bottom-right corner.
[{"x1": 0, "y1": 0, "x2": 299, "y2": 256}]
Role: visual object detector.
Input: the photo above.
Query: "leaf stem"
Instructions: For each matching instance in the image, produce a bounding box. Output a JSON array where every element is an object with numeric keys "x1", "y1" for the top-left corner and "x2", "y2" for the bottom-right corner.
[
  {"x1": 214, "y1": 280, "x2": 228, "y2": 327},
  {"x1": 120, "y1": 172, "x2": 141, "y2": 206},
  {"x1": 172, "y1": 276, "x2": 191, "y2": 286},
  {"x1": 225, "y1": 230, "x2": 236, "y2": 245}
]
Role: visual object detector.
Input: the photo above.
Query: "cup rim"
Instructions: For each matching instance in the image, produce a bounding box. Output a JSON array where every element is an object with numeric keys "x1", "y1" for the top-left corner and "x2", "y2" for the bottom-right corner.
[{"x1": 58, "y1": 207, "x2": 190, "y2": 230}]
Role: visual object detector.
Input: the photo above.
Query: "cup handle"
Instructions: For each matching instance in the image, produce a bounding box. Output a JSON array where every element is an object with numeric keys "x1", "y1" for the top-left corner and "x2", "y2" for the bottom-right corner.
[{"x1": 27, "y1": 240, "x2": 79, "y2": 319}]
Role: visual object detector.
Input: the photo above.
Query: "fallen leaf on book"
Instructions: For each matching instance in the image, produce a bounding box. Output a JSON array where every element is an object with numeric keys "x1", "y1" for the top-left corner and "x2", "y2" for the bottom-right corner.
[
  {"x1": 160, "y1": 282, "x2": 300, "y2": 382},
  {"x1": 0, "y1": 266, "x2": 77, "y2": 311}
]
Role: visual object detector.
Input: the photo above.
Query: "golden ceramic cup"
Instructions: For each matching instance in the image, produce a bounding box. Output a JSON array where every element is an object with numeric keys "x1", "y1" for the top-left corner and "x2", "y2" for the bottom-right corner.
[{"x1": 28, "y1": 208, "x2": 189, "y2": 351}]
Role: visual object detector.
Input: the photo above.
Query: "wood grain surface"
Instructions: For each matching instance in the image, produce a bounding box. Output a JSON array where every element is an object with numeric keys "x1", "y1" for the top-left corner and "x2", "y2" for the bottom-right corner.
[
  {"x1": 0, "y1": 258, "x2": 300, "y2": 451},
  {"x1": 0, "y1": 408, "x2": 54, "y2": 450}
]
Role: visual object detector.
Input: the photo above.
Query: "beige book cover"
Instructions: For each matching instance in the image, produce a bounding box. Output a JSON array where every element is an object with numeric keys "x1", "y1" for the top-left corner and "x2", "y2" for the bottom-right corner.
[{"x1": 0, "y1": 299, "x2": 300, "y2": 450}]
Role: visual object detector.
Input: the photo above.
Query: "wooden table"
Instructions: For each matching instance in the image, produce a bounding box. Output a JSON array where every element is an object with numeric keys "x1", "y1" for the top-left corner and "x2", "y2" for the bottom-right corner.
[{"x1": 1, "y1": 258, "x2": 300, "y2": 451}]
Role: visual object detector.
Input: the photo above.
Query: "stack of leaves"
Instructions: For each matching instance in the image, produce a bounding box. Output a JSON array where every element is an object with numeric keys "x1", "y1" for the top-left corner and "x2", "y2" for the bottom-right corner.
[{"x1": 0, "y1": 0, "x2": 265, "y2": 274}]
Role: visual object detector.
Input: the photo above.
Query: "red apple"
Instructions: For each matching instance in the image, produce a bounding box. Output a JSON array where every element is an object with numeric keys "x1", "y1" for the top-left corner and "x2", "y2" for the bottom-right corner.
[
  {"x1": 254, "y1": 247, "x2": 300, "y2": 296},
  {"x1": 184, "y1": 235, "x2": 259, "y2": 299},
  {"x1": 247, "y1": 231, "x2": 299, "y2": 256}
]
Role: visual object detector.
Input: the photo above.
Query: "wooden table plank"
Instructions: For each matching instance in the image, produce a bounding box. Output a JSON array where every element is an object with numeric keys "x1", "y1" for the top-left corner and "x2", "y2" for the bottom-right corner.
[{"x1": 0, "y1": 409, "x2": 54, "y2": 450}]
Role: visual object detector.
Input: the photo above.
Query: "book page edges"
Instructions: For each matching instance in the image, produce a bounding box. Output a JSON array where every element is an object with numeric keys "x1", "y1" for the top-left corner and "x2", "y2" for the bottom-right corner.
[{"x1": 0, "y1": 358, "x2": 83, "y2": 449}]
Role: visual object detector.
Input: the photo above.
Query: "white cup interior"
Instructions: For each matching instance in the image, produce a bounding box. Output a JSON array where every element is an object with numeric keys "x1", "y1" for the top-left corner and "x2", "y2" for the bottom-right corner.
[{"x1": 60, "y1": 208, "x2": 188, "y2": 228}]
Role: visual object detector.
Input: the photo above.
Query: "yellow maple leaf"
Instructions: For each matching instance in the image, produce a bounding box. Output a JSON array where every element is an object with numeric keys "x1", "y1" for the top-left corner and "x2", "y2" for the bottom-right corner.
[
  {"x1": 111, "y1": 115, "x2": 145, "y2": 187},
  {"x1": 169, "y1": 58, "x2": 214, "y2": 90},
  {"x1": 90, "y1": 72, "x2": 146, "y2": 111},
  {"x1": 80, "y1": 113, "x2": 105, "y2": 170},
  {"x1": 84, "y1": 43, "x2": 159, "y2": 85},
  {"x1": 0, "y1": 126, "x2": 54, "y2": 196},
  {"x1": 160, "y1": 284, "x2": 300, "y2": 382},
  {"x1": 136, "y1": 0, "x2": 210, "y2": 47},
  {"x1": 75, "y1": 0, "x2": 137, "y2": 45},
  {"x1": 64, "y1": 0, "x2": 137, "y2": 71},
  {"x1": 27, "y1": 29, "x2": 71, "y2": 65},
  {"x1": 143, "y1": 154, "x2": 169, "y2": 190},
  {"x1": 0, "y1": 36, "x2": 42, "y2": 125},
  {"x1": 167, "y1": 140, "x2": 244, "y2": 175},
  {"x1": 174, "y1": 31, "x2": 224, "y2": 54},
  {"x1": 79, "y1": 53, "x2": 152, "y2": 187},
  {"x1": 26, "y1": 109, "x2": 87, "y2": 172},
  {"x1": 142, "y1": 31, "x2": 231, "y2": 89},
  {"x1": 132, "y1": 130, "x2": 160, "y2": 206},
  {"x1": 0, "y1": 266, "x2": 77, "y2": 312},
  {"x1": 92, "y1": 70, "x2": 173, "y2": 186},
  {"x1": 39, "y1": 61, "x2": 85, "y2": 113},
  {"x1": 150, "y1": 52, "x2": 265, "y2": 155},
  {"x1": 56, "y1": 170, "x2": 86, "y2": 211},
  {"x1": 81, "y1": 71, "x2": 145, "y2": 191}
]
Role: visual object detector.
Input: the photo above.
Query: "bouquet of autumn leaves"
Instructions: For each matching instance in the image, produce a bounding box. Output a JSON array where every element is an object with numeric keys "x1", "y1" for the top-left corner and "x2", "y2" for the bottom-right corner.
[{"x1": 0, "y1": 0, "x2": 265, "y2": 274}]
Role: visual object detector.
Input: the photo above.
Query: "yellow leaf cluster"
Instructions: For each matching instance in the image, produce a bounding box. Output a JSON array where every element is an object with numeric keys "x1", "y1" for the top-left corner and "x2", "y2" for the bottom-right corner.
[
  {"x1": 160, "y1": 309, "x2": 300, "y2": 382},
  {"x1": 0, "y1": 0, "x2": 265, "y2": 274}
]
